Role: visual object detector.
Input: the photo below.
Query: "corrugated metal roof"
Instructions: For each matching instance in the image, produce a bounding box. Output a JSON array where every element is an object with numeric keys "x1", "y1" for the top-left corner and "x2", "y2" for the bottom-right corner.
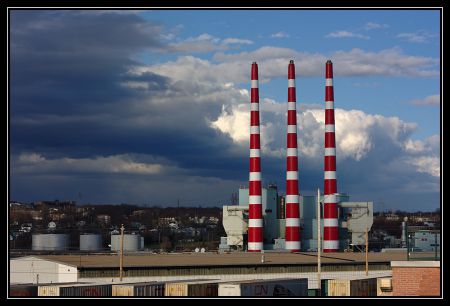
[{"x1": 13, "y1": 252, "x2": 413, "y2": 268}]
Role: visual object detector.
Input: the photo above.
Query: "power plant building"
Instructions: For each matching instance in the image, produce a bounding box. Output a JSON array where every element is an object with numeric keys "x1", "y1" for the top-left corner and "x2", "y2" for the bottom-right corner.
[
  {"x1": 232, "y1": 187, "x2": 373, "y2": 251},
  {"x1": 222, "y1": 60, "x2": 376, "y2": 252},
  {"x1": 238, "y1": 185, "x2": 279, "y2": 248}
]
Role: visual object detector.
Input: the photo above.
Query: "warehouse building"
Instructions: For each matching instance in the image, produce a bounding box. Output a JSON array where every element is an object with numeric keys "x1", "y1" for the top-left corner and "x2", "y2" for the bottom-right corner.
[
  {"x1": 10, "y1": 252, "x2": 411, "y2": 288},
  {"x1": 10, "y1": 256, "x2": 78, "y2": 284}
]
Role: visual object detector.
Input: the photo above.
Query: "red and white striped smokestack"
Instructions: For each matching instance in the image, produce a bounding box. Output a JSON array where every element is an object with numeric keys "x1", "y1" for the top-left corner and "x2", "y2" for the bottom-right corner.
[
  {"x1": 323, "y1": 60, "x2": 339, "y2": 252},
  {"x1": 285, "y1": 60, "x2": 301, "y2": 252},
  {"x1": 248, "y1": 61, "x2": 263, "y2": 252}
]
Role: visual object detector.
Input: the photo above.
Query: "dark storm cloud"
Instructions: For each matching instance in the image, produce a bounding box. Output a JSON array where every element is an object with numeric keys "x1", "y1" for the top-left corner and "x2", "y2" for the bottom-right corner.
[
  {"x1": 10, "y1": 10, "x2": 248, "y2": 190},
  {"x1": 10, "y1": 10, "x2": 166, "y2": 115}
]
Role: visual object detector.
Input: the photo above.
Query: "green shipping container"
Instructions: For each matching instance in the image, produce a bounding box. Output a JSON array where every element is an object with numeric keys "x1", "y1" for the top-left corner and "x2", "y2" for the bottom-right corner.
[{"x1": 321, "y1": 279, "x2": 328, "y2": 296}]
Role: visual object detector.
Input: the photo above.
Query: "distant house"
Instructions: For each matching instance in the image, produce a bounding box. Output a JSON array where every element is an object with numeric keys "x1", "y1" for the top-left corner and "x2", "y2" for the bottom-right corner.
[
  {"x1": 96, "y1": 214, "x2": 111, "y2": 225},
  {"x1": 385, "y1": 213, "x2": 400, "y2": 221},
  {"x1": 131, "y1": 210, "x2": 146, "y2": 217}
]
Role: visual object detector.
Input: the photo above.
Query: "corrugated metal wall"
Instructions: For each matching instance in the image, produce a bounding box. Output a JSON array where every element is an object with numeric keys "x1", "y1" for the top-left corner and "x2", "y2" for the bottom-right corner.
[{"x1": 79, "y1": 263, "x2": 391, "y2": 278}]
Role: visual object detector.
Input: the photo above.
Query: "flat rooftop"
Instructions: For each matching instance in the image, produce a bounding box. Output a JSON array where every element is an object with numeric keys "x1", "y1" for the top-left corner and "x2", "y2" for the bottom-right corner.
[{"x1": 24, "y1": 252, "x2": 420, "y2": 269}]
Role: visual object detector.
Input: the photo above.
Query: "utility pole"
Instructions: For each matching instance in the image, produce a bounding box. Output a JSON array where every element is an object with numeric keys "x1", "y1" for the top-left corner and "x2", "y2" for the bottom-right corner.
[
  {"x1": 119, "y1": 224, "x2": 124, "y2": 281},
  {"x1": 365, "y1": 227, "x2": 369, "y2": 276},
  {"x1": 317, "y1": 188, "x2": 321, "y2": 296},
  {"x1": 405, "y1": 218, "x2": 410, "y2": 261},
  {"x1": 434, "y1": 231, "x2": 438, "y2": 260}
]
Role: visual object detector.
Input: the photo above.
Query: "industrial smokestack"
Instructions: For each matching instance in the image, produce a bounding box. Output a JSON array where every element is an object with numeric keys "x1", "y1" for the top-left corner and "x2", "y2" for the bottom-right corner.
[
  {"x1": 285, "y1": 60, "x2": 301, "y2": 252},
  {"x1": 248, "y1": 61, "x2": 263, "y2": 252},
  {"x1": 323, "y1": 60, "x2": 339, "y2": 252},
  {"x1": 401, "y1": 220, "x2": 407, "y2": 248}
]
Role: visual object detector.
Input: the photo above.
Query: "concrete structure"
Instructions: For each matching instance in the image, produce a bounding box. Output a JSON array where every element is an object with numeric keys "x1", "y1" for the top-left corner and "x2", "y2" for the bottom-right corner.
[
  {"x1": 341, "y1": 201, "x2": 373, "y2": 247},
  {"x1": 391, "y1": 261, "x2": 440, "y2": 296},
  {"x1": 10, "y1": 256, "x2": 78, "y2": 284},
  {"x1": 285, "y1": 60, "x2": 301, "y2": 252},
  {"x1": 239, "y1": 186, "x2": 279, "y2": 247},
  {"x1": 412, "y1": 231, "x2": 440, "y2": 252},
  {"x1": 300, "y1": 194, "x2": 347, "y2": 251},
  {"x1": 299, "y1": 195, "x2": 373, "y2": 251},
  {"x1": 222, "y1": 205, "x2": 248, "y2": 249},
  {"x1": 248, "y1": 61, "x2": 263, "y2": 252},
  {"x1": 80, "y1": 234, "x2": 102, "y2": 251},
  {"x1": 110, "y1": 234, "x2": 143, "y2": 252},
  {"x1": 323, "y1": 60, "x2": 339, "y2": 252},
  {"x1": 32, "y1": 234, "x2": 69, "y2": 251},
  {"x1": 218, "y1": 237, "x2": 230, "y2": 253},
  {"x1": 235, "y1": 189, "x2": 373, "y2": 251}
]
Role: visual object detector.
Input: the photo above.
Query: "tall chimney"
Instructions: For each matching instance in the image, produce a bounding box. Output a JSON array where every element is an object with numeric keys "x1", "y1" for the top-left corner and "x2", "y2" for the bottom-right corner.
[
  {"x1": 323, "y1": 60, "x2": 339, "y2": 252},
  {"x1": 248, "y1": 62, "x2": 263, "y2": 252},
  {"x1": 285, "y1": 60, "x2": 301, "y2": 252}
]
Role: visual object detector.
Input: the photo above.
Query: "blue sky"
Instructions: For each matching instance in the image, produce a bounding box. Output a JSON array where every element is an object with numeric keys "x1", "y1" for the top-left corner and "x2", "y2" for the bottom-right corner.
[
  {"x1": 9, "y1": 9, "x2": 441, "y2": 211},
  {"x1": 141, "y1": 10, "x2": 440, "y2": 139}
]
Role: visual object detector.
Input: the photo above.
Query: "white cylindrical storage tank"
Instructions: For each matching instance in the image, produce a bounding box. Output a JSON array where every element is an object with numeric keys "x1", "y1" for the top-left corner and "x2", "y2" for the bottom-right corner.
[
  {"x1": 80, "y1": 234, "x2": 102, "y2": 251},
  {"x1": 110, "y1": 234, "x2": 141, "y2": 251},
  {"x1": 32, "y1": 234, "x2": 69, "y2": 251}
]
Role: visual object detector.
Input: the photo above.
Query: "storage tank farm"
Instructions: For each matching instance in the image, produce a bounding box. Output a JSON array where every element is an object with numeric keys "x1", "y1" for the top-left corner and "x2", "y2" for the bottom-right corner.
[
  {"x1": 32, "y1": 234, "x2": 69, "y2": 251},
  {"x1": 110, "y1": 234, "x2": 143, "y2": 252},
  {"x1": 79, "y1": 234, "x2": 102, "y2": 251},
  {"x1": 221, "y1": 60, "x2": 374, "y2": 253}
]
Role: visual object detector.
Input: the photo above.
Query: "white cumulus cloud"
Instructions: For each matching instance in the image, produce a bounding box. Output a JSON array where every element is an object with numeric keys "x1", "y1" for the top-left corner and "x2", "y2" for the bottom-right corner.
[
  {"x1": 222, "y1": 38, "x2": 254, "y2": 45},
  {"x1": 209, "y1": 100, "x2": 439, "y2": 182},
  {"x1": 271, "y1": 31, "x2": 290, "y2": 38},
  {"x1": 405, "y1": 156, "x2": 440, "y2": 177},
  {"x1": 212, "y1": 47, "x2": 438, "y2": 79},
  {"x1": 326, "y1": 31, "x2": 370, "y2": 40},
  {"x1": 397, "y1": 30, "x2": 437, "y2": 44},
  {"x1": 364, "y1": 22, "x2": 389, "y2": 30},
  {"x1": 410, "y1": 94, "x2": 440, "y2": 106}
]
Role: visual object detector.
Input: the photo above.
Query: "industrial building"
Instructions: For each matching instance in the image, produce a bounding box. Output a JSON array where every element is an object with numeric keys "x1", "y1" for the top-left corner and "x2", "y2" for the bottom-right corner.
[
  {"x1": 222, "y1": 185, "x2": 373, "y2": 252},
  {"x1": 221, "y1": 60, "x2": 376, "y2": 253},
  {"x1": 411, "y1": 230, "x2": 440, "y2": 252},
  {"x1": 10, "y1": 252, "x2": 403, "y2": 287}
]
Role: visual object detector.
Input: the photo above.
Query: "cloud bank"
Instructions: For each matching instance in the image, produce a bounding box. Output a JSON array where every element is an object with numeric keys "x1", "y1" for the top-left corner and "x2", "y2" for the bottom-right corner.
[{"x1": 9, "y1": 11, "x2": 440, "y2": 211}]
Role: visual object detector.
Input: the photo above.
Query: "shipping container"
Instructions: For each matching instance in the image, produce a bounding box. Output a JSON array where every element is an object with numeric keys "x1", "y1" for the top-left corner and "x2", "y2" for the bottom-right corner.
[
  {"x1": 38, "y1": 284, "x2": 112, "y2": 297},
  {"x1": 165, "y1": 280, "x2": 220, "y2": 296},
  {"x1": 377, "y1": 278, "x2": 393, "y2": 296},
  {"x1": 10, "y1": 284, "x2": 38, "y2": 297},
  {"x1": 218, "y1": 279, "x2": 308, "y2": 296},
  {"x1": 350, "y1": 278, "x2": 377, "y2": 296},
  {"x1": 328, "y1": 278, "x2": 377, "y2": 296},
  {"x1": 321, "y1": 279, "x2": 329, "y2": 296},
  {"x1": 112, "y1": 282, "x2": 165, "y2": 296}
]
